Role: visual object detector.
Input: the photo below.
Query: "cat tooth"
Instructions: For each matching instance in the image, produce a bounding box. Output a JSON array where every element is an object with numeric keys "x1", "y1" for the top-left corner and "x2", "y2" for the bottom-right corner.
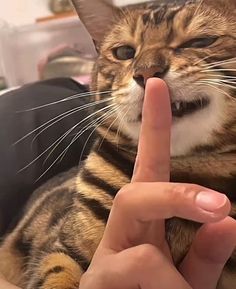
[{"x1": 176, "y1": 102, "x2": 180, "y2": 110}]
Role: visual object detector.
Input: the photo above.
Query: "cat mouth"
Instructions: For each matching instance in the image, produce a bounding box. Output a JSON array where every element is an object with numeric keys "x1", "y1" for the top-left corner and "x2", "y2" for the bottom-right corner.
[
  {"x1": 134, "y1": 96, "x2": 209, "y2": 123},
  {"x1": 171, "y1": 98, "x2": 209, "y2": 118}
]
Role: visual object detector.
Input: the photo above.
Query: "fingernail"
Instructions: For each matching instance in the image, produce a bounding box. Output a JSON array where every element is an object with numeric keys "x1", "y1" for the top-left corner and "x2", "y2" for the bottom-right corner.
[{"x1": 196, "y1": 191, "x2": 227, "y2": 212}]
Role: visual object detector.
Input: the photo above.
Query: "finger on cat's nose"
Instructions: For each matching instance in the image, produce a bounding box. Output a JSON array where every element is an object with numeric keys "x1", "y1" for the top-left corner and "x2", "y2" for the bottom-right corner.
[{"x1": 132, "y1": 78, "x2": 172, "y2": 183}]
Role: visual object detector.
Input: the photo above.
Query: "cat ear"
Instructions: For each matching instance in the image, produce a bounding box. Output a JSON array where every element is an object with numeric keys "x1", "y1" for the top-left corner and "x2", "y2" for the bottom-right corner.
[{"x1": 71, "y1": 0, "x2": 118, "y2": 43}]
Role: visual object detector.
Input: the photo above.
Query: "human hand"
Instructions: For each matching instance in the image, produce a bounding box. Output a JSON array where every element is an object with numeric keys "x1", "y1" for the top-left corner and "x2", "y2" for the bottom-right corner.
[
  {"x1": 0, "y1": 273, "x2": 20, "y2": 289},
  {"x1": 80, "y1": 78, "x2": 236, "y2": 289}
]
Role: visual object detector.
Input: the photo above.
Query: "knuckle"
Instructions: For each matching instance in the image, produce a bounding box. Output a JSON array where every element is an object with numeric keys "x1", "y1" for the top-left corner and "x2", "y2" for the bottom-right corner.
[
  {"x1": 80, "y1": 264, "x2": 110, "y2": 289},
  {"x1": 113, "y1": 184, "x2": 135, "y2": 209},
  {"x1": 171, "y1": 183, "x2": 202, "y2": 199},
  {"x1": 134, "y1": 244, "x2": 162, "y2": 269},
  {"x1": 171, "y1": 183, "x2": 188, "y2": 196}
]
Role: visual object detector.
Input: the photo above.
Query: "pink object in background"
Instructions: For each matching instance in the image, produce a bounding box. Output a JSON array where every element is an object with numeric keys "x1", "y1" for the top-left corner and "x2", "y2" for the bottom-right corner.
[
  {"x1": 0, "y1": 17, "x2": 96, "y2": 87},
  {"x1": 37, "y1": 44, "x2": 70, "y2": 78},
  {"x1": 72, "y1": 75, "x2": 91, "y2": 85},
  {"x1": 37, "y1": 44, "x2": 95, "y2": 84}
]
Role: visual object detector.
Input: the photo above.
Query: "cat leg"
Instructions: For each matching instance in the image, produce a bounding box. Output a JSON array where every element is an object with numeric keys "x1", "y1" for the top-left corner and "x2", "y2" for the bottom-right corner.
[{"x1": 27, "y1": 252, "x2": 84, "y2": 289}]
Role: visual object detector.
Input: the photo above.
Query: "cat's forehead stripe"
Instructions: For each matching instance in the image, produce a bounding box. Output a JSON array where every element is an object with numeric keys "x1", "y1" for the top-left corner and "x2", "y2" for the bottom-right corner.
[{"x1": 141, "y1": 1, "x2": 194, "y2": 27}]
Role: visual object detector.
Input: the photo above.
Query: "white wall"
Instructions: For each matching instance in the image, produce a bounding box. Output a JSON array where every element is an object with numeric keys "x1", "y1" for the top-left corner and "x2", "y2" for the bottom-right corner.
[
  {"x1": 0, "y1": 1, "x2": 155, "y2": 26},
  {"x1": 0, "y1": 0, "x2": 52, "y2": 26}
]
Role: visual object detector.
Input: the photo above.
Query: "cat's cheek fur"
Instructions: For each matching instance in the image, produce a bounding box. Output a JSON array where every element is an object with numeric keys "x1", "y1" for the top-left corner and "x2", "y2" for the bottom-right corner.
[
  {"x1": 113, "y1": 79, "x2": 143, "y2": 142},
  {"x1": 170, "y1": 86, "x2": 228, "y2": 156}
]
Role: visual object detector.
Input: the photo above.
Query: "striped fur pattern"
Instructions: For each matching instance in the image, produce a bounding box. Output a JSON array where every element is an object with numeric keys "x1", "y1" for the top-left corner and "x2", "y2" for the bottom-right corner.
[{"x1": 0, "y1": 0, "x2": 236, "y2": 288}]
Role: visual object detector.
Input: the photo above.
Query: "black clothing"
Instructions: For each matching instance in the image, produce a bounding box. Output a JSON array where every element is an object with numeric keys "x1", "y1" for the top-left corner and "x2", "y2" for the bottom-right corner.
[{"x1": 0, "y1": 78, "x2": 95, "y2": 236}]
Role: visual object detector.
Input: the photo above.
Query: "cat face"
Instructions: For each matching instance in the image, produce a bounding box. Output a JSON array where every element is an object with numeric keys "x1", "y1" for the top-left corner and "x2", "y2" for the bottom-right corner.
[{"x1": 73, "y1": 0, "x2": 236, "y2": 156}]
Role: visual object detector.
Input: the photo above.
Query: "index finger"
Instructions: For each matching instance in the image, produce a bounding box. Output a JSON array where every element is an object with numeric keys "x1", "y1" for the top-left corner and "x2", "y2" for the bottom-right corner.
[{"x1": 132, "y1": 78, "x2": 172, "y2": 183}]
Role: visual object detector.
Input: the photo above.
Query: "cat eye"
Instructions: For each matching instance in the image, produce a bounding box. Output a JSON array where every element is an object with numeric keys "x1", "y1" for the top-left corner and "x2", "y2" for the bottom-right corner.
[
  {"x1": 178, "y1": 36, "x2": 219, "y2": 49},
  {"x1": 112, "y1": 45, "x2": 136, "y2": 60}
]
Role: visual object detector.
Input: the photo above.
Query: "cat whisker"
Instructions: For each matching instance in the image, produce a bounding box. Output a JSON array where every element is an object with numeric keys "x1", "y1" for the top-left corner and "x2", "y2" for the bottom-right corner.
[
  {"x1": 202, "y1": 68, "x2": 236, "y2": 73},
  {"x1": 16, "y1": 90, "x2": 115, "y2": 113},
  {"x1": 58, "y1": 121, "x2": 97, "y2": 164},
  {"x1": 200, "y1": 57, "x2": 236, "y2": 68},
  {"x1": 83, "y1": 106, "x2": 121, "y2": 159},
  {"x1": 42, "y1": 103, "x2": 117, "y2": 170},
  {"x1": 206, "y1": 74, "x2": 236, "y2": 80},
  {"x1": 200, "y1": 79, "x2": 236, "y2": 91},
  {"x1": 201, "y1": 58, "x2": 236, "y2": 70},
  {"x1": 59, "y1": 106, "x2": 119, "y2": 163},
  {"x1": 197, "y1": 81, "x2": 235, "y2": 101},
  {"x1": 42, "y1": 107, "x2": 118, "y2": 180},
  {"x1": 30, "y1": 97, "x2": 115, "y2": 147},
  {"x1": 17, "y1": 128, "x2": 73, "y2": 174},
  {"x1": 13, "y1": 97, "x2": 114, "y2": 146},
  {"x1": 204, "y1": 78, "x2": 236, "y2": 89},
  {"x1": 203, "y1": 78, "x2": 236, "y2": 84},
  {"x1": 97, "y1": 105, "x2": 129, "y2": 152},
  {"x1": 43, "y1": 122, "x2": 89, "y2": 167},
  {"x1": 193, "y1": 55, "x2": 216, "y2": 66},
  {"x1": 115, "y1": 106, "x2": 131, "y2": 150},
  {"x1": 17, "y1": 103, "x2": 116, "y2": 175}
]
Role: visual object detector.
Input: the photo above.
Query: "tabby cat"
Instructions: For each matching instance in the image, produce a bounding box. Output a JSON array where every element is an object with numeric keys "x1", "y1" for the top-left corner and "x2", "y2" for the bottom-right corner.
[{"x1": 0, "y1": 0, "x2": 236, "y2": 288}]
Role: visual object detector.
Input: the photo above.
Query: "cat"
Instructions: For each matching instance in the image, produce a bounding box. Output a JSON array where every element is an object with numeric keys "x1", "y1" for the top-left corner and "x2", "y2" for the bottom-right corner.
[{"x1": 0, "y1": 0, "x2": 235, "y2": 288}]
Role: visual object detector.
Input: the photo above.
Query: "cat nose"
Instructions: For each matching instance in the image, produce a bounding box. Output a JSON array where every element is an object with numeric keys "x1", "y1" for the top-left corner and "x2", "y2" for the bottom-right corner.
[{"x1": 133, "y1": 66, "x2": 168, "y2": 88}]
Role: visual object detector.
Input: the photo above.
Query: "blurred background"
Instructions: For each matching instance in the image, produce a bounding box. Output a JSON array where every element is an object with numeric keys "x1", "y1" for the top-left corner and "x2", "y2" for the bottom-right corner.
[
  {"x1": 0, "y1": 0, "x2": 154, "y2": 91},
  {"x1": 0, "y1": 0, "x2": 97, "y2": 91}
]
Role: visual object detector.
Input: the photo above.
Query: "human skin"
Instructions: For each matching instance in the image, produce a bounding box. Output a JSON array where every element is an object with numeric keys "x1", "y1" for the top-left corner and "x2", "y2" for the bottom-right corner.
[
  {"x1": 1, "y1": 79, "x2": 236, "y2": 289},
  {"x1": 0, "y1": 272, "x2": 20, "y2": 289}
]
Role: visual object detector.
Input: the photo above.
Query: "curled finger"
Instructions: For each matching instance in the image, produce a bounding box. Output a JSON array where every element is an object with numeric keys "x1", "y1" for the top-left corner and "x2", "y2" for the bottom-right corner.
[
  {"x1": 180, "y1": 217, "x2": 236, "y2": 289},
  {"x1": 82, "y1": 244, "x2": 192, "y2": 289}
]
